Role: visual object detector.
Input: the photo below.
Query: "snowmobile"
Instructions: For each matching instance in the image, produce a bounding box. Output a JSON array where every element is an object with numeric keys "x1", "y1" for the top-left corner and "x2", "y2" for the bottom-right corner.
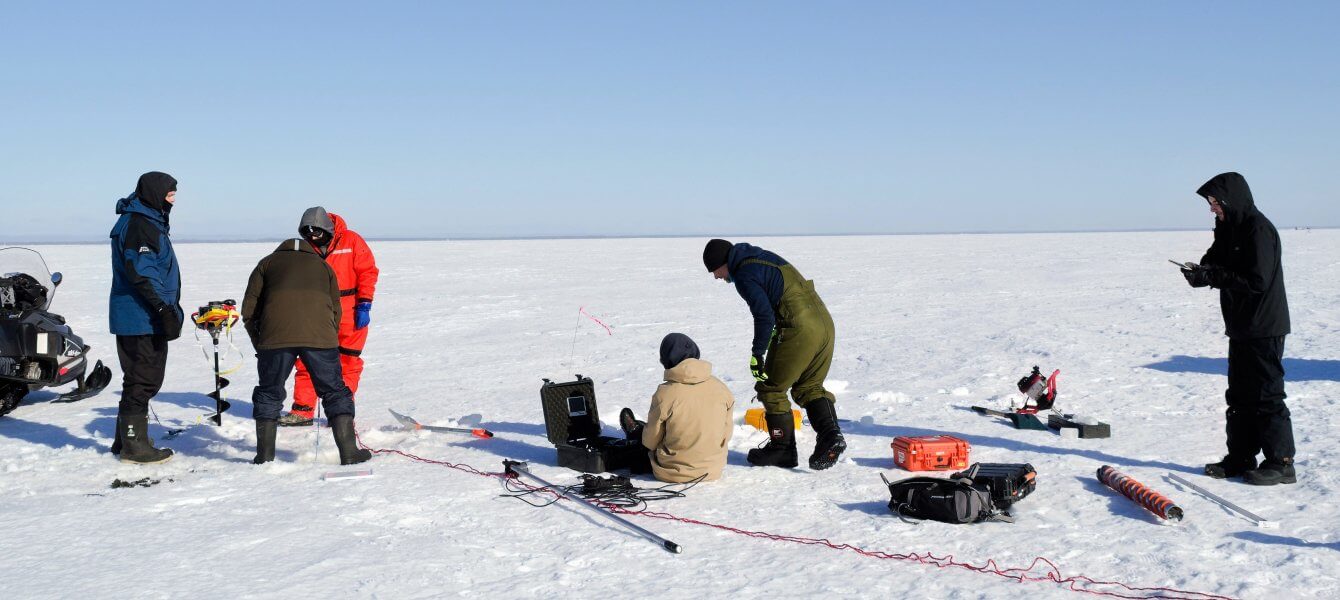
[{"x1": 0, "y1": 247, "x2": 112, "y2": 417}]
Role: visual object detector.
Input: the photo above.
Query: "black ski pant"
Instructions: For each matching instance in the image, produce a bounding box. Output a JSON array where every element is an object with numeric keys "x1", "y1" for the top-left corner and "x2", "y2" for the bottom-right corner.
[
  {"x1": 116, "y1": 334, "x2": 168, "y2": 416},
  {"x1": 252, "y1": 347, "x2": 354, "y2": 421},
  {"x1": 1224, "y1": 336, "x2": 1295, "y2": 462}
]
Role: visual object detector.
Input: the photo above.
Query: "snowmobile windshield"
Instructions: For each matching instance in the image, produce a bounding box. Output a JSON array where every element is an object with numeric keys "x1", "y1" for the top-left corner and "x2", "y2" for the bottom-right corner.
[{"x1": 0, "y1": 247, "x2": 56, "y2": 311}]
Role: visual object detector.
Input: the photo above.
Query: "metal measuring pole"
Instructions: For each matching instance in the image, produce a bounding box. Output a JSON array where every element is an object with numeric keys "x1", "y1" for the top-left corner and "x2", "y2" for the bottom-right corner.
[
  {"x1": 1168, "y1": 473, "x2": 1277, "y2": 528},
  {"x1": 503, "y1": 460, "x2": 683, "y2": 554}
]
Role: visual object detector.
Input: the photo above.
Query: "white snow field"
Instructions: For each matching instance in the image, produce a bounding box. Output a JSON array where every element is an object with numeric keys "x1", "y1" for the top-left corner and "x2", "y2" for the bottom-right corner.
[{"x1": 2, "y1": 231, "x2": 1337, "y2": 600}]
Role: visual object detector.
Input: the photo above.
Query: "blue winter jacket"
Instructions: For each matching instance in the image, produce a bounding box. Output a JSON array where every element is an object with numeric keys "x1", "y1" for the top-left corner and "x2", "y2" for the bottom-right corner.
[
  {"x1": 108, "y1": 195, "x2": 183, "y2": 335},
  {"x1": 726, "y1": 243, "x2": 788, "y2": 357}
]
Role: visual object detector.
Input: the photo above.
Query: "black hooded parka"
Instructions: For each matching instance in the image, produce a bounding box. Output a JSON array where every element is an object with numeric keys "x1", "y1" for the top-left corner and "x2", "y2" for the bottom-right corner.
[{"x1": 1196, "y1": 172, "x2": 1290, "y2": 340}]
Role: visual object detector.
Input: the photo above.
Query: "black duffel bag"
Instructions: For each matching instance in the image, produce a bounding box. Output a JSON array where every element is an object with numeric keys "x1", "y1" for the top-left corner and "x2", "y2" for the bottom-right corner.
[{"x1": 881, "y1": 474, "x2": 1009, "y2": 524}]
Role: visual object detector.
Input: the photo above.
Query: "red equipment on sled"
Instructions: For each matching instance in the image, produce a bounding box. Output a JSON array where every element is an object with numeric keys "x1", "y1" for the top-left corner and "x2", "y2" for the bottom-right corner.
[{"x1": 1014, "y1": 366, "x2": 1059, "y2": 414}]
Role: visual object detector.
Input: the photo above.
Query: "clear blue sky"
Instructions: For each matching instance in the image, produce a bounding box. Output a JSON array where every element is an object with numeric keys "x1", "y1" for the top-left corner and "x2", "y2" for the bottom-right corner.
[{"x1": 2, "y1": 1, "x2": 1336, "y2": 241}]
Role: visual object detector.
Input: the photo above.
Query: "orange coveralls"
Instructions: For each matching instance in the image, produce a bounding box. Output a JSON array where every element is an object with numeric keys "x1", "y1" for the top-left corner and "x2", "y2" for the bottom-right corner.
[{"x1": 289, "y1": 213, "x2": 379, "y2": 418}]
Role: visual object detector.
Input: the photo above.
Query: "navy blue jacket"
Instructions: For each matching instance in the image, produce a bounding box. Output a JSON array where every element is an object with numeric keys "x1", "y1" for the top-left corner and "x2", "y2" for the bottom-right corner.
[
  {"x1": 726, "y1": 243, "x2": 788, "y2": 357},
  {"x1": 108, "y1": 195, "x2": 183, "y2": 335}
]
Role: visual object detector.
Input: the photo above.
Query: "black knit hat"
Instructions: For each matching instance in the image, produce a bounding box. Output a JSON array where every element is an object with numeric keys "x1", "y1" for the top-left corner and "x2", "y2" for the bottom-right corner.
[
  {"x1": 659, "y1": 332, "x2": 701, "y2": 370},
  {"x1": 703, "y1": 238, "x2": 732, "y2": 271}
]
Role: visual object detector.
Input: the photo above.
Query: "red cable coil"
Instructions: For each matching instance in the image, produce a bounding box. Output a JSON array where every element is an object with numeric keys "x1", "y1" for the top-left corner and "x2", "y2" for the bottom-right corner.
[{"x1": 1098, "y1": 465, "x2": 1184, "y2": 521}]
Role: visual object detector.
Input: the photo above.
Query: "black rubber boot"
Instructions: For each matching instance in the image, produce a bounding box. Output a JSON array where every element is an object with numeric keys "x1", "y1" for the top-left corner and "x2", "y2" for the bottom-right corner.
[
  {"x1": 110, "y1": 415, "x2": 123, "y2": 455},
  {"x1": 1244, "y1": 458, "x2": 1296, "y2": 486},
  {"x1": 747, "y1": 411, "x2": 798, "y2": 468},
  {"x1": 253, "y1": 419, "x2": 277, "y2": 465},
  {"x1": 118, "y1": 414, "x2": 173, "y2": 464},
  {"x1": 1204, "y1": 454, "x2": 1257, "y2": 479},
  {"x1": 803, "y1": 398, "x2": 847, "y2": 470},
  {"x1": 619, "y1": 407, "x2": 645, "y2": 440},
  {"x1": 330, "y1": 414, "x2": 372, "y2": 465}
]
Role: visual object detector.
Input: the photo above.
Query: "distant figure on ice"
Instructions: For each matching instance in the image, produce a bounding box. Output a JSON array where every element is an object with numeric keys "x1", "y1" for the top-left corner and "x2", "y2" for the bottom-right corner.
[
  {"x1": 107, "y1": 171, "x2": 182, "y2": 464},
  {"x1": 242, "y1": 238, "x2": 372, "y2": 465},
  {"x1": 279, "y1": 207, "x2": 380, "y2": 427},
  {"x1": 618, "y1": 333, "x2": 735, "y2": 482},
  {"x1": 1180, "y1": 172, "x2": 1295, "y2": 485},
  {"x1": 702, "y1": 239, "x2": 845, "y2": 470}
]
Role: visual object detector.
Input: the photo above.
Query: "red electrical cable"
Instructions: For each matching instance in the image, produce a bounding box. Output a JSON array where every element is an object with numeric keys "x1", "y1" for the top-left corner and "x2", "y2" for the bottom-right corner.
[{"x1": 356, "y1": 434, "x2": 1232, "y2": 600}]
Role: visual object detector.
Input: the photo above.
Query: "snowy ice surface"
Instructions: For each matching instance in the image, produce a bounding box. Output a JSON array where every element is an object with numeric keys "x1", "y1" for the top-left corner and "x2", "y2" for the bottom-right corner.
[{"x1": 2, "y1": 231, "x2": 1337, "y2": 599}]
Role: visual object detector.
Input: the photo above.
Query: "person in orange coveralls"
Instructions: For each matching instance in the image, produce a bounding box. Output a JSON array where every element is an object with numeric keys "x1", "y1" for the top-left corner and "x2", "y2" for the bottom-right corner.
[{"x1": 279, "y1": 206, "x2": 379, "y2": 427}]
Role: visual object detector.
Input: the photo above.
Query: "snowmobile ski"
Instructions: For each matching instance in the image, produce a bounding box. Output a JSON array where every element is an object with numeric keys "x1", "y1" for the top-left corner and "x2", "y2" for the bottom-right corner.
[
  {"x1": 389, "y1": 408, "x2": 494, "y2": 438},
  {"x1": 54, "y1": 360, "x2": 113, "y2": 403}
]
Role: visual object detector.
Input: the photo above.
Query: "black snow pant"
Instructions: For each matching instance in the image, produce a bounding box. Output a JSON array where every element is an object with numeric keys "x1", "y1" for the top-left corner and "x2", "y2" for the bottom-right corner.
[
  {"x1": 116, "y1": 334, "x2": 169, "y2": 416},
  {"x1": 252, "y1": 347, "x2": 354, "y2": 421},
  {"x1": 1225, "y1": 336, "x2": 1295, "y2": 462}
]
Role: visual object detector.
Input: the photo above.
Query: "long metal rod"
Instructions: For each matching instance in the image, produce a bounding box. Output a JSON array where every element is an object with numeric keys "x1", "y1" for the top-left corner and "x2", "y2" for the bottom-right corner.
[
  {"x1": 505, "y1": 460, "x2": 682, "y2": 554},
  {"x1": 1167, "y1": 473, "x2": 1277, "y2": 528}
]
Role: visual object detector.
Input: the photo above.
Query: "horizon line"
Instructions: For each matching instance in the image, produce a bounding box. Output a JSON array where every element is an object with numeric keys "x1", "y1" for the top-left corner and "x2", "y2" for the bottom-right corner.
[{"x1": 3, "y1": 224, "x2": 1332, "y2": 246}]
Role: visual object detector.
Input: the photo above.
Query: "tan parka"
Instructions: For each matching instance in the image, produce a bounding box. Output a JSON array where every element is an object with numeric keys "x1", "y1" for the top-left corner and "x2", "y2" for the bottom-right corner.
[{"x1": 641, "y1": 358, "x2": 735, "y2": 483}]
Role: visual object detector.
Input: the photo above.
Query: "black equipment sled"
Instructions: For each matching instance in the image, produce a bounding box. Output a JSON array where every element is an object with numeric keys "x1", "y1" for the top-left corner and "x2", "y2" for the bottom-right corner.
[
  {"x1": 1, "y1": 247, "x2": 112, "y2": 417},
  {"x1": 540, "y1": 375, "x2": 646, "y2": 474}
]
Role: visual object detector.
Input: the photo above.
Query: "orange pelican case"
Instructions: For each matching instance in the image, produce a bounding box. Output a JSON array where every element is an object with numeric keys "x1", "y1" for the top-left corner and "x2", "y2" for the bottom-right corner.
[{"x1": 891, "y1": 435, "x2": 971, "y2": 471}]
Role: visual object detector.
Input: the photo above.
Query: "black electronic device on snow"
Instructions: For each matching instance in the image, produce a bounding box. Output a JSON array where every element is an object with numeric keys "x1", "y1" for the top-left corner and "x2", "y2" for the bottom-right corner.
[{"x1": 540, "y1": 375, "x2": 643, "y2": 473}]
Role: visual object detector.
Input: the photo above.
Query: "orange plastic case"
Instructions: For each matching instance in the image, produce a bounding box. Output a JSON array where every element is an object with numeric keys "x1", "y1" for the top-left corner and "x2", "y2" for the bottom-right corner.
[
  {"x1": 744, "y1": 408, "x2": 803, "y2": 431},
  {"x1": 891, "y1": 435, "x2": 971, "y2": 471}
]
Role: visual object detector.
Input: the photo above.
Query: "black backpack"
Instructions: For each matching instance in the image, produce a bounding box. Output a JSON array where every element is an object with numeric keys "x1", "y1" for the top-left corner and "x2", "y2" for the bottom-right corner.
[{"x1": 883, "y1": 475, "x2": 1005, "y2": 524}]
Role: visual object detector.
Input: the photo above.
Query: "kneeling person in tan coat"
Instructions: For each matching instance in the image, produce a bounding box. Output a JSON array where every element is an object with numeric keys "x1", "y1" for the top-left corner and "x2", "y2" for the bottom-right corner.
[{"x1": 619, "y1": 333, "x2": 735, "y2": 483}]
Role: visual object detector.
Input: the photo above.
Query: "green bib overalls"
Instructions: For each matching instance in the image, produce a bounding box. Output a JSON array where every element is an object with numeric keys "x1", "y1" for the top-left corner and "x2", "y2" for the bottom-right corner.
[{"x1": 740, "y1": 258, "x2": 837, "y2": 414}]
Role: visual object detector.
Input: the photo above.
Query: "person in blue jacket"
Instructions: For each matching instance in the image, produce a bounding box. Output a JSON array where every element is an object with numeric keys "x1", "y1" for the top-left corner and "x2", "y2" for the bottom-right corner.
[
  {"x1": 703, "y1": 239, "x2": 846, "y2": 470},
  {"x1": 107, "y1": 171, "x2": 182, "y2": 464}
]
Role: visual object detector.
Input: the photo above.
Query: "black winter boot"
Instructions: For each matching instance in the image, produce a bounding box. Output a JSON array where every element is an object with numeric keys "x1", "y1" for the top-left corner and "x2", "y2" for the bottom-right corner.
[
  {"x1": 110, "y1": 414, "x2": 123, "y2": 455},
  {"x1": 1243, "y1": 458, "x2": 1296, "y2": 486},
  {"x1": 330, "y1": 414, "x2": 372, "y2": 465},
  {"x1": 1204, "y1": 454, "x2": 1257, "y2": 479},
  {"x1": 118, "y1": 414, "x2": 173, "y2": 464},
  {"x1": 747, "y1": 412, "x2": 798, "y2": 468},
  {"x1": 253, "y1": 419, "x2": 277, "y2": 465},
  {"x1": 803, "y1": 398, "x2": 846, "y2": 470},
  {"x1": 619, "y1": 407, "x2": 645, "y2": 440}
]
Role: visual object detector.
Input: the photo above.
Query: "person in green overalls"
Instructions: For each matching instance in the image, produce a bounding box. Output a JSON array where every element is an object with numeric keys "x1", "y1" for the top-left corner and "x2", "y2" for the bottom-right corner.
[{"x1": 703, "y1": 239, "x2": 846, "y2": 470}]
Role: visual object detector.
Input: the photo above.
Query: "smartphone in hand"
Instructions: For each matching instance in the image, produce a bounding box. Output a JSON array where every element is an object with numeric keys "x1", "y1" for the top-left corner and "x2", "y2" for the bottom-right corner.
[{"x1": 1169, "y1": 259, "x2": 1198, "y2": 270}]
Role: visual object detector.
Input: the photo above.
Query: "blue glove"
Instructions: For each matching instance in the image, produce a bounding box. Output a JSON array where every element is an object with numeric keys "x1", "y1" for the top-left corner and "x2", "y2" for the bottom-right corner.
[{"x1": 354, "y1": 302, "x2": 372, "y2": 330}]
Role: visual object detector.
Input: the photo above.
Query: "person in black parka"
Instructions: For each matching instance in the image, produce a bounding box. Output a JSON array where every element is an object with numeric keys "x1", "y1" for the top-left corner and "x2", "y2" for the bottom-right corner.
[{"x1": 1181, "y1": 172, "x2": 1295, "y2": 485}]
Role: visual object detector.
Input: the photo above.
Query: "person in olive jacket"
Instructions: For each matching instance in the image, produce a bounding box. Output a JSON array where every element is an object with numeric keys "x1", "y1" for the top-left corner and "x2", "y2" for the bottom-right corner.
[
  {"x1": 1180, "y1": 172, "x2": 1295, "y2": 486},
  {"x1": 242, "y1": 238, "x2": 371, "y2": 466},
  {"x1": 702, "y1": 239, "x2": 845, "y2": 471}
]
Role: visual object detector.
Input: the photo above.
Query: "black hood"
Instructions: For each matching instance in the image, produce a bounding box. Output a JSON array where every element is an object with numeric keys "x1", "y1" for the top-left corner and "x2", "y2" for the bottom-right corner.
[
  {"x1": 1196, "y1": 172, "x2": 1255, "y2": 226},
  {"x1": 659, "y1": 332, "x2": 701, "y2": 370},
  {"x1": 134, "y1": 171, "x2": 178, "y2": 213}
]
